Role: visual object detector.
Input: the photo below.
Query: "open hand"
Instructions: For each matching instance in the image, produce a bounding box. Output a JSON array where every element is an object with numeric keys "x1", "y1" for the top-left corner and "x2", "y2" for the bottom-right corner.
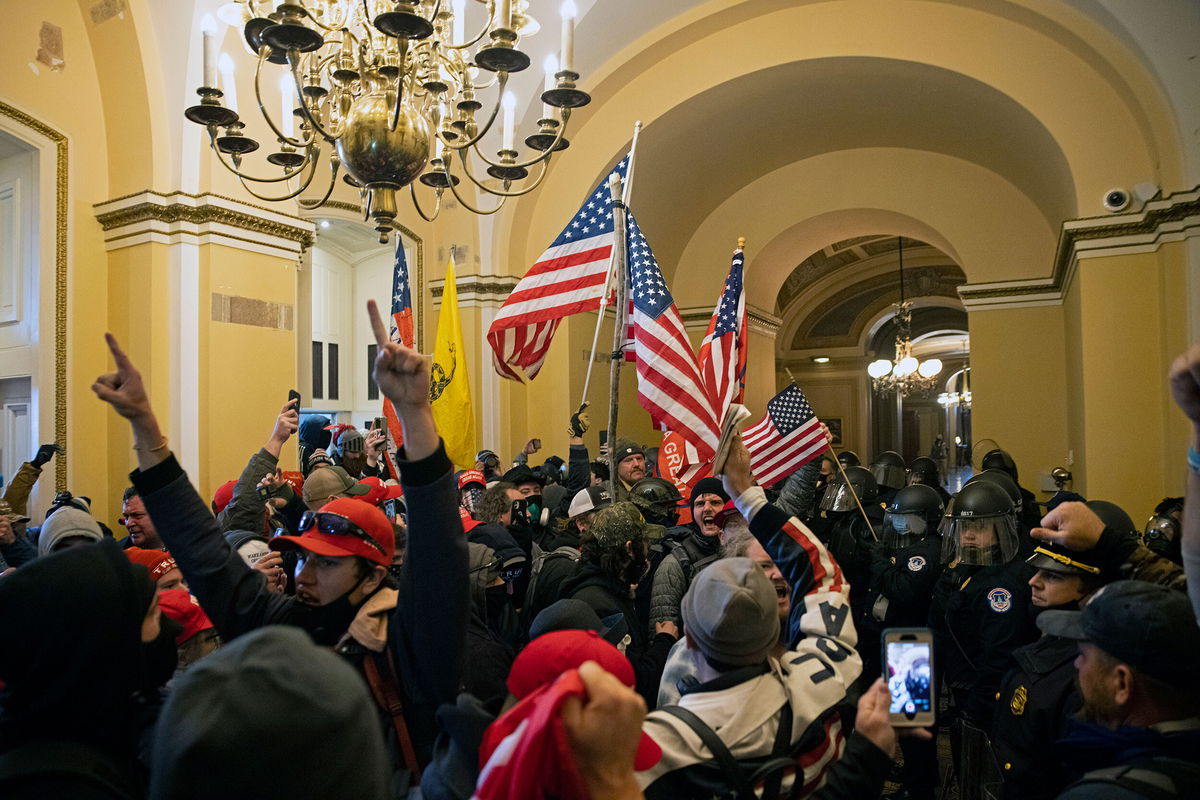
[
  {"x1": 92, "y1": 334, "x2": 153, "y2": 421},
  {"x1": 367, "y1": 299, "x2": 431, "y2": 410},
  {"x1": 719, "y1": 434, "x2": 755, "y2": 498}
]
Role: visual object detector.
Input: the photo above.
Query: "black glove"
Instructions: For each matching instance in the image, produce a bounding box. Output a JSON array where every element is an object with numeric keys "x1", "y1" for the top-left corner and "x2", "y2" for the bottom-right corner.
[
  {"x1": 31, "y1": 443, "x2": 63, "y2": 468},
  {"x1": 568, "y1": 402, "x2": 590, "y2": 438}
]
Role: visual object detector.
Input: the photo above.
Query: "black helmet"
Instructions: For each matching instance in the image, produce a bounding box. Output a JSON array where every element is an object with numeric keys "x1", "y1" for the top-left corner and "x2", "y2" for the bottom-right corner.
[
  {"x1": 981, "y1": 449, "x2": 1019, "y2": 482},
  {"x1": 907, "y1": 456, "x2": 941, "y2": 488},
  {"x1": 871, "y1": 451, "x2": 907, "y2": 491},
  {"x1": 942, "y1": 481, "x2": 1020, "y2": 566},
  {"x1": 1085, "y1": 500, "x2": 1136, "y2": 538},
  {"x1": 629, "y1": 477, "x2": 682, "y2": 525},
  {"x1": 836, "y1": 450, "x2": 861, "y2": 468},
  {"x1": 966, "y1": 469, "x2": 1021, "y2": 511},
  {"x1": 883, "y1": 484, "x2": 944, "y2": 548},
  {"x1": 819, "y1": 466, "x2": 877, "y2": 512}
]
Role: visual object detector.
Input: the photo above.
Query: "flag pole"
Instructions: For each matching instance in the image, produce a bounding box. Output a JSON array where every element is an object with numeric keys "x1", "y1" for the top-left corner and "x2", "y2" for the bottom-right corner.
[
  {"x1": 606, "y1": 172, "x2": 629, "y2": 499},
  {"x1": 783, "y1": 367, "x2": 878, "y2": 540},
  {"x1": 580, "y1": 121, "x2": 641, "y2": 410}
]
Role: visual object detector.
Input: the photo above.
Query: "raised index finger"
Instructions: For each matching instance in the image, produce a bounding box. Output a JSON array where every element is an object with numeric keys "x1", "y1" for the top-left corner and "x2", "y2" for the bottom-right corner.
[
  {"x1": 367, "y1": 300, "x2": 390, "y2": 349},
  {"x1": 105, "y1": 332, "x2": 133, "y2": 371}
]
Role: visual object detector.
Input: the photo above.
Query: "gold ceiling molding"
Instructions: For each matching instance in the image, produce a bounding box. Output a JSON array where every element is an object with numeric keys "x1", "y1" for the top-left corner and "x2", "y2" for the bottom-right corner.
[
  {"x1": 94, "y1": 190, "x2": 316, "y2": 257},
  {"x1": 429, "y1": 273, "x2": 520, "y2": 308},
  {"x1": 960, "y1": 186, "x2": 1200, "y2": 310},
  {"x1": 0, "y1": 101, "x2": 68, "y2": 491}
]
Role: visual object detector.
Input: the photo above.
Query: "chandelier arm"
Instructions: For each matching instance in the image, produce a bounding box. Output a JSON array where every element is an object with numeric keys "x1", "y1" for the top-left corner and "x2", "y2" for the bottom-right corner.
[
  {"x1": 296, "y1": 157, "x2": 342, "y2": 209},
  {"x1": 444, "y1": 0, "x2": 496, "y2": 49},
  {"x1": 463, "y1": 112, "x2": 569, "y2": 169},
  {"x1": 441, "y1": 71, "x2": 508, "y2": 151},
  {"x1": 441, "y1": 164, "x2": 510, "y2": 214},
  {"x1": 304, "y1": 2, "x2": 350, "y2": 32},
  {"x1": 287, "y1": 54, "x2": 346, "y2": 144},
  {"x1": 254, "y1": 47, "x2": 315, "y2": 149},
  {"x1": 208, "y1": 131, "x2": 319, "y2": 183},
  {"x1": 451, "y1": 151, "x2": 553, "y2": 197},
  {"x1": 408, "y1": 182, "x2": 443, "y2": 222},
  {"x1": 235, "y1": 155, "x2": 323, "y2": 202}
]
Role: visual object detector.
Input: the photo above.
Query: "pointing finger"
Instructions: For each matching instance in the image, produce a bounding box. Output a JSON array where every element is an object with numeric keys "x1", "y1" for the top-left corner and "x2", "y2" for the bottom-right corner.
[
  {"x1": 105, "y1": 333, "x2": 133, "y2": 372},
  {"x1": 367, "y1": 300, "x2": 390, "y2": 350}
]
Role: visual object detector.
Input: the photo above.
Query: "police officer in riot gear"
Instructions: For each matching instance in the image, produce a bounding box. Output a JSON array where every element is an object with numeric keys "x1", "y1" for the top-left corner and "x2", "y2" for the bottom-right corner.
[
  {"x1": 908, "y1": 455, "x2": 951, "y2": 506},
  {"x1": 812, "y1": 465, "x2": 880, "y2": 627},
  {"x1": 836, "y1": 450, "x2": 861, "y2": 468},
  {"x1": 982, "y1": 448, "x2": 1042, "y2": 529},
  {"x1": 966, "y1": 469, "x2": 1036, "y2": 555},
  {"x1": 870, "y1": 450, "x2": 907, "y2": 505}
]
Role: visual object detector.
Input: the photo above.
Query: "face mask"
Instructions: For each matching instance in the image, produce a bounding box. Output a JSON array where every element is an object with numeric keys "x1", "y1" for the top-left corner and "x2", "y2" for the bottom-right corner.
[
  {"x1": 140, "y1": 616, "x2": 182, "y2": 692},
  {"x1": 288, "y1": 587, "x2": 360, "y2": 647},
  {"x1": 462, "y1": 485, "x2": 484, "y2": 514}
]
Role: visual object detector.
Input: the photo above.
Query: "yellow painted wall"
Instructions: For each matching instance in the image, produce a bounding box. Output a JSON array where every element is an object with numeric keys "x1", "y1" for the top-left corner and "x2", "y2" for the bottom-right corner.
[{"x1": 969, "y1": 304, "x2": 1069, "y2": 499}]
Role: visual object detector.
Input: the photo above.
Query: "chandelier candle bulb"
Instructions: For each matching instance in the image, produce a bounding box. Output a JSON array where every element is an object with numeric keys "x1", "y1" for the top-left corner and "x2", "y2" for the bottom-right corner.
[
  {"x1": 452, "y1": 0, "x2": 465, "y2": 42},
  {"x1": 543, "y1": 53, "x2": 557, "y2": 117},
  {"x1": 279, "y1": 75, "x2": 295, "y2": 138},
  {"x1": 560, "y1": 0, "x2": 576, "y2": 72},
  {"x1": 202, "y1": 30, "x2": 217, "y2": 88},
  {"x1": 497, "y1": 0, "x2": 511, "y2": 29},
  {"x1": 501, "y1": 90, "x2": 516, "y2": 151}
]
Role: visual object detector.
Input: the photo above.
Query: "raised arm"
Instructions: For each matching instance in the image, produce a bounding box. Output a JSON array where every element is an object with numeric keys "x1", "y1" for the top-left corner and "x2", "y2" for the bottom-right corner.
[
  {"x1": 217, "y1": 400, "x2": 298, "y2": 532},
  {"x1": 1168, "y1": 343, "x2": 1200, "y2": 620}
]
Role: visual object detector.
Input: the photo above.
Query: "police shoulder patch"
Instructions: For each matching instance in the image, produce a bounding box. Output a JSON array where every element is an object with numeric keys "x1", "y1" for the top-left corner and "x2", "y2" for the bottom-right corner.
[
  {"x1": 907, "y1": 555, "x2": 926, "y2": 572},
  {"x1": 987, "y1": 587, "x2": 1013, "y2": 613}
]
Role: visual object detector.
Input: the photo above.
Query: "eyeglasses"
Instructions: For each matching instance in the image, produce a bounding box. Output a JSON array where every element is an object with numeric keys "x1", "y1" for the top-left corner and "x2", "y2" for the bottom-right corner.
[
  {"x1": 1032, "y1": 546, "x2": 1100, "y2": 575},
  {"x1": 297, "y1": 511, "x2": 385, "y2": 556}
]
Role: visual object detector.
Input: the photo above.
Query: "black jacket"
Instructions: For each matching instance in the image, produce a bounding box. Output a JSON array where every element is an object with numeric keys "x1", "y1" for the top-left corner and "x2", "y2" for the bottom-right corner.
[{"x1": 132, "y1": 445, "x2": 469, "y2": 767}]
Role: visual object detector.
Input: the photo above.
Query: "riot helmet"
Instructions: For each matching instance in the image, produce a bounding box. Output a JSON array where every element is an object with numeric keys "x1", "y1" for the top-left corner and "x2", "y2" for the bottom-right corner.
[
  {"x1": 965, "y1": 469, "x2": 1021, "y2": 515},
  {"x1": 883, "y1": 484, "x2": 944, "y2": 549},
  {"x1": 941, "y1": 481, "x2": 1020, "y2": 566},
  {"x1": 819, "y1": 466, "x2": 878, "y2": 512},
  {"x1": 908, "y1": 456, "x2": 942, "y2": 488},
  {"x1": 629, "y1": 477, "x2": 683, "y2": 526},
  {"x1": 836, "y1": 450, "x2": 861, "y2": 468},
  {"x1": 981, "y1": 449, "x2": 1019, "y2": 483},
  {"x1": 871, "y1": 451, "x2": 907, "y2": 491}
]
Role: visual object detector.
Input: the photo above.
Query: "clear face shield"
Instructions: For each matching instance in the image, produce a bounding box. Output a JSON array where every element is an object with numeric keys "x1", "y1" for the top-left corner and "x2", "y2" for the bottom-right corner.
[
  {"x1": 819, "y1": 480, "x2": 859, "y2": 513},
  {"x1": 941, "y1": 512, "x2": 1019, "y2": 566},
  {"x1": 873, "y1": 464, "x2": 907, "y2": 490},
  {"x1": 882, "y1": 511, "x2": 929, "y2": 549}
]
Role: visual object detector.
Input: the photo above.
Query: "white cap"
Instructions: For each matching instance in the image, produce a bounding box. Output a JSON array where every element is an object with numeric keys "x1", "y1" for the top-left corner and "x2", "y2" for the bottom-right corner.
[{"x1": 568, "y1": 485, "x2": 613, "y2": 519}]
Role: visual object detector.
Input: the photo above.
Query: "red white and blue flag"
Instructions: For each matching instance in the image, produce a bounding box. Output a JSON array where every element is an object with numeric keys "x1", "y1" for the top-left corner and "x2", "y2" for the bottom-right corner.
[
  {"x1": 742, "y1": 383, "x2": 826, "y2": 488},
  {"x1": 381, "y1": 241, "x2": 414, "y2": 476},
  {"x1": 698, "y1": 246, "x2": 747, "y2": 412},
  {"x1": 487, "y1": 155, "x2": 630, "y2": 381},
  {"x1": 622, "y1": 213, "x2": 720, "y2": 459}
]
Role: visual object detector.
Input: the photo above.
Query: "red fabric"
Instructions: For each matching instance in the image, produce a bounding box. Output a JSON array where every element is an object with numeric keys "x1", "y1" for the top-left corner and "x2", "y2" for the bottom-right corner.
[
  {"x1": 157, "y1": 588, "x2": 214, "y2": 644},
  {"x1": 357, "y1": 477, "x2": 389, "y2": 506},
  {"x1": 271, "y1": 498, "x2": 394, "y2": 566},
  {"x1": 212, "y1": 480, "x2": 237, "y2": 514},
  {"x1": 457, "y1": 469, "x2": 486, "y2": 489},
  {"x1": 125, "y1": 547, "x2": 177, "y2": 581},
  {"x1": 475, "y1": 670, "x2": 590, "y2": 800},
  {"x1": 507, "y1": 630, "x2": 634, "y2": 700},
  {"x1": 280, "y1": 471, "x2": 305, "y2": 495}
]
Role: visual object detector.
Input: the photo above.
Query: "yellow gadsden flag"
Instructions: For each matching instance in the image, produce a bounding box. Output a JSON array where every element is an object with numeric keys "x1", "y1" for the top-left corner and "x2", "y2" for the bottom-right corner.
[{"x1": 429, "y1": 259, "x2": 476, "y2": 469}]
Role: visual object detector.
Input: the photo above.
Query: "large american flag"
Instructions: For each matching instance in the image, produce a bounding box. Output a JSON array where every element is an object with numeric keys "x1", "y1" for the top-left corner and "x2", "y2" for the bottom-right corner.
[
  {"x1": 623, "y1": 213, "x2": 720, "y2": 457},
  {"x1": 698, "y1": 246, "x2": 748, "y2": 413},
  {"x1": 381, "y1": 240, "x2": 414, "y2": 476},
  {"x1": 487, "y1": 155, "x2": 630, "y2": 381},
  {"x1": 743, "y1": 383, "x2": 827, "y2": 487}
]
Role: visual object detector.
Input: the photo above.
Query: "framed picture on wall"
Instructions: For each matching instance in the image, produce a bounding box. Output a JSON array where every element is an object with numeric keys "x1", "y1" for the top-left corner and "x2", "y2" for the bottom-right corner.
[{"x1": 821, "y1": 416, "x2": 844, "y2": 446}]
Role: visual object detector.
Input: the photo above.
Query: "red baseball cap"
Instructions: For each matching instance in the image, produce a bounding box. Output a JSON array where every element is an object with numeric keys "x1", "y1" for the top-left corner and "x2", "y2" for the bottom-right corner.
[
  {"x1": 271, "y1": 497, "x2": 395, "y2": 566},
  {"x1": 280, "y1": 471, "x2": 305, "y2": 495},
  {"x1": 507, "y1": 630, "x2": 661, "y2": 770},
  {"x1": 157, "y1": 588, "x2": 214, "y2": 644},
  {"x1": 356, "y1": 477, "x2": 389, "y2": 507},
  {"x1": 457, "y1": 469, "x2": 486, "y2": 490},
  {"x1": 714, "y1": 500, "x2": 742, "y2": 528},
  {"x1": 125, "y1": 547, "x2": 178, "y2": 581},
  {"x1": 383, "y1": 483, "x2": 404, "y2": 500},
  {"x1": 212, "y1": 480, "x2": 237, "y2": 514}
]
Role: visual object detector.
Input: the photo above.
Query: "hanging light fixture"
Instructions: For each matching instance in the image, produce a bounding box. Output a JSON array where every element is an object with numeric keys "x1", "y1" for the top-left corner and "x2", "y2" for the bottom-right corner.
[
  {"x1": 867, "y1": 237, "x2": 942, "y2": 397},
  {"x1": 188, "y1": 0, "x2": 590, "y2": 242},
  {"x1": 937, "y1": 365, "x2": 972, "y2": 408}
]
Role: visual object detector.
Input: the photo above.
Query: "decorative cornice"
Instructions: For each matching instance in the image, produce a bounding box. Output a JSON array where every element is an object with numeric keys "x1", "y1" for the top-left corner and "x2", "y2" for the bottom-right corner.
[
  {"x1": 959, "y1": 187, "x2": 1200, "y2": 310},
  {"x1": 94, "y1": 190, "x2": 316, "y2": 257},
  {"x1": 0, "y1": 101, "x2": 69, "y2": 491},
  {"x1": 430, "y1": 273, "x2": 520, "y2": 307},
  {"x1": 747, "y1": 305, "x2": 782, "y2": 336}
]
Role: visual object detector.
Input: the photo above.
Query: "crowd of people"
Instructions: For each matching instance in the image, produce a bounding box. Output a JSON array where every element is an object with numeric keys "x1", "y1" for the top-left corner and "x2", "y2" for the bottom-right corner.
[{"x1": 0, "y1": 307, "x2": 1197, "y2": 800}]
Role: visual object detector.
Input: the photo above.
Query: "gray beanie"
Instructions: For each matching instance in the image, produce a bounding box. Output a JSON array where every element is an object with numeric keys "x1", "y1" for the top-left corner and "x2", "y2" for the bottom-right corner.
[
  {"x1": 149, "y1": 626, "x2": 389, "y2": 800},
  {"x1": 38, "y1": 507, "x2": 104, "y2": 557},
  {"x1": 681, "y1": 557, "x2": 780, "y2": 667}
]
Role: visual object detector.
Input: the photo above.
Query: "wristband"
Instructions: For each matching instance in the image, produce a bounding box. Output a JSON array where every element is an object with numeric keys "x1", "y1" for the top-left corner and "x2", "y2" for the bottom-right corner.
[{"x1": 1189, "y1": 446, "x2": 1200, "y2": 476}]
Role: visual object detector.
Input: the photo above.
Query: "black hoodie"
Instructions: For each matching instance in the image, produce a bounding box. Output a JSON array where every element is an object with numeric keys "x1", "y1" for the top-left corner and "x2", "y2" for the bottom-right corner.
[{"x1": 0, "y1": 538, "x2": 157, "y2": 799}]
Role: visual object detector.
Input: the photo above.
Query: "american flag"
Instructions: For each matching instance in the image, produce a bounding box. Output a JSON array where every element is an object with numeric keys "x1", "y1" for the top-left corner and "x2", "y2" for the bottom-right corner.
[
  {"x1": 381, "y1": 241, "x2": 414, "y2": 476},
  {"x1": 698, "y1": 246, "x2": 748, "y2": 412},
  {"x1": 743, "y1": 383, "x2": 827, "y2": 487},
  {"x1": 487, "y1": 155, "x2": 630, "y2": 381},
  {"x1": 623, "y1": 212, "x2": 720, "y2": 457}
]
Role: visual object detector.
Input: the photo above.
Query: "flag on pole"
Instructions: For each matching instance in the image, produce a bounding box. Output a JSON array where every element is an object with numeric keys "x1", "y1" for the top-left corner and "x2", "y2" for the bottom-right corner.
[
  {"x1": 743, "y1": 383, "x2": 826, "y2": 488},
  {"x1": 381, "y1": 241, "x2": 415, "y2": 477},
  {"x1": 429, "y1": 259, "x2": 477, "y2": 470},
  {"x1": 487, "y1": 154, "x2": 631, "y2": 381},
  {"x1": 698, "y1": 246, "x2": 748, "y2": 411},
  {"x1": 622, "y1": 213, "x2": 720, "y2": 458}
]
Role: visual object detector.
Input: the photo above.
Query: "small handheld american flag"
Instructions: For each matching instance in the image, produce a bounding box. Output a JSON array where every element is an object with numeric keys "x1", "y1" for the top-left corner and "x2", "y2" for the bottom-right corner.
[{"x1": 743, "y1": 383, "x2": 827, "y2": 488}]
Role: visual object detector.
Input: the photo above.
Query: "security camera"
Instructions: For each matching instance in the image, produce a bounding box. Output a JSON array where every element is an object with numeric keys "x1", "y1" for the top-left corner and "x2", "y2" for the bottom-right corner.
[{"x1": 1102, "y1": 188, "x2": 1131, "y2": 213}]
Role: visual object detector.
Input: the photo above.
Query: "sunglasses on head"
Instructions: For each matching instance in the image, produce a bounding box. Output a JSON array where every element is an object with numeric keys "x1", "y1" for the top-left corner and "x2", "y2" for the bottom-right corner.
[{"x1": 297, "y1": 511, "x2": 385, "y2": 556}]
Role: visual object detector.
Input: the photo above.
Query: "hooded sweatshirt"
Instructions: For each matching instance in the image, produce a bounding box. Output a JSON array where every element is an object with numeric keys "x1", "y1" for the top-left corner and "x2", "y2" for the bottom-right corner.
[{"x1": 0, "y1": 538, "x2": 157, "y2": 798}]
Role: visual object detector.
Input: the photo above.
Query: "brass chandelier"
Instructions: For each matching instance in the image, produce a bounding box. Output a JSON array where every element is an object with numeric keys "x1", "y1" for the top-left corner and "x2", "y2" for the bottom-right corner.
[
  {"x1": 867, "y1": 237, "x2": 942, "y2": 398},
  {"x1": 186, "y1": 0, "x2": 590, "y2": 242}
]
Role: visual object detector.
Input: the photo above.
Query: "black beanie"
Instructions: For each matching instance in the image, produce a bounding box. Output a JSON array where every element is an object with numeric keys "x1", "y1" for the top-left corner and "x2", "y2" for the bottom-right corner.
[{"x1": 690, "y1": 477, "x2": 730, "y2": 508}]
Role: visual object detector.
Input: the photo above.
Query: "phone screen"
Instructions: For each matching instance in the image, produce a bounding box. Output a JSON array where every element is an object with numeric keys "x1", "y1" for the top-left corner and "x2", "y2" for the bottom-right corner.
[
  {"x1": 598, "y1": 429, "x2": 608, "y2": 447},
  {"x1": 885, "y1": 639, "x2": 933, "y2": 721}
]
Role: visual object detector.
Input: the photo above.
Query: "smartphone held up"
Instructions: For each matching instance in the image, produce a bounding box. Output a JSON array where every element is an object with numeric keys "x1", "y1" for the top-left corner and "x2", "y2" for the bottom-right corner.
[{"x1": 882, "y1": 628, "x2": 935, "y2": 727}]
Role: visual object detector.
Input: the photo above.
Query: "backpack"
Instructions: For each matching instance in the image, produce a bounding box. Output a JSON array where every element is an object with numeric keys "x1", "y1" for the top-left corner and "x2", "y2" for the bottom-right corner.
[
  {"x1": 1068, "y1": 758, "x2": 1200, "y2": 800},
  {"x1": 658, "y1": 698, "x2": 796, "y2": 800},
  {"x1": 521, "y1": 541, "x2": 581, "y2": 625},
  {"x1": 663, "y1": 529, "x2": 722, "y2": 586}
]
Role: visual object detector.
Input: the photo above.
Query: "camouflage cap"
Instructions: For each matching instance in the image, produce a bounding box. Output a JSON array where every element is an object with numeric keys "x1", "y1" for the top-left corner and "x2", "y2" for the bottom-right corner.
[
  {"x1": 587, "y1": 501, "x2": 662, "y2": 547},
  {"x1": 0, "y1": 499, "x2": 30, "y2": 524}
]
